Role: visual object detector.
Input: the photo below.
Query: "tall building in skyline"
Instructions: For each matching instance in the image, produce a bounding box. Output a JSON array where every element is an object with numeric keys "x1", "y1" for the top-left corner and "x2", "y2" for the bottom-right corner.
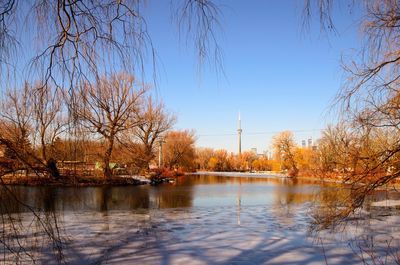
[
  {"x1": 238, "y1": 112, "x2": 242, "y2": 155},
  {"x1": 251, "y1": 148, "x2": 257, "y2": 155}
]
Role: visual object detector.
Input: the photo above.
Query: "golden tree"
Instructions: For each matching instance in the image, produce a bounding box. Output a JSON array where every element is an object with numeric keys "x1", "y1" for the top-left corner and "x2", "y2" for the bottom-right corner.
[
  {"x1": 272, "y1": 131, "x2": 298, "y2": 177},
  {"x1": 163, "y1": 130, "x2": 196, "y2": 171}
]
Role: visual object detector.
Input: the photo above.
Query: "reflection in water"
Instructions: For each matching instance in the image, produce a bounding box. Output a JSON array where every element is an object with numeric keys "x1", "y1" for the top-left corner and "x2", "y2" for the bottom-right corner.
[
  {"x1": 1, "y1": 174, "x2": 400, "y2": 264},
  {"x1": 236, "y1": 179, "x2": 242, "y2": 225},
  {"x1": 3, "y1": 175, "x2": 395, "y2": 216},
  {"x1": 0, "y1": 183, "x2": 196, "y2": 214},
  {"x1": 149, "y1": 184, "x2": 194, "y2": 208},
  {"x1": 0, "y1": 175, "x2": 356, "y2": 215}
]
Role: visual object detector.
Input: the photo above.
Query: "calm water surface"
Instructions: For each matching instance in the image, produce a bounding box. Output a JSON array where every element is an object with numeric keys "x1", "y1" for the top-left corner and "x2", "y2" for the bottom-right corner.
[
  {"x1": 2, "y1": 175, "x2": 400, "y2": 264},
  {"x1": 2, "y1": 175, "x2": 339, "y2": 213}
]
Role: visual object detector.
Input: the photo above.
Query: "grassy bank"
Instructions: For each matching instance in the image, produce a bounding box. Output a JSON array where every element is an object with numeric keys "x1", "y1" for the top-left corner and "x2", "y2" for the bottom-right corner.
[
  {"x1": 0, "y1": 173, "x2": 147, "y2": 186},
  {"x1": 0, "y1": 167, "x2": 187, "y2": 186}
]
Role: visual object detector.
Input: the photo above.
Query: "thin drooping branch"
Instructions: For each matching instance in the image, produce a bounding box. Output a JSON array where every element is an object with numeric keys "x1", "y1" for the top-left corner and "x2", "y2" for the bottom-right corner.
[
  {"x1": 174, "y1": 0, "x2": 224, "y2": 76},
  {"x1": 0, "y1": 0, "x2": 223, "y2": 91}
]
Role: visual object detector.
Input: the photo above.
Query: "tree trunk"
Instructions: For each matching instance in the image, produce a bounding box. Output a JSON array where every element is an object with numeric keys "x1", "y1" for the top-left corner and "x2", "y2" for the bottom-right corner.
[
  {"x1": 144, "y1": 145, "x2": 153, "y2": 170},
  {"x1": 40, "y1": 128, "x2": 47, "y2": 162},
  {"x1": 41, "y1": 143, "x2": 47, "y2": 162},
  {"x1": 46, "y1": 158, "x2": 60, "y2": 180},
  {"x1": 103, "y1": 137, "x2": 114, "y2": 179}
]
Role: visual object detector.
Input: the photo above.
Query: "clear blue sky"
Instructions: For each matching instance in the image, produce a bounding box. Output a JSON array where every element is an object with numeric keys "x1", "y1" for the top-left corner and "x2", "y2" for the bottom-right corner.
[
  {"x1": 141, "y1": 1, "x2": 362, "y2": 153},
  {"x1": 2, "y1": 1, "x2": 362, "y2": 154}
]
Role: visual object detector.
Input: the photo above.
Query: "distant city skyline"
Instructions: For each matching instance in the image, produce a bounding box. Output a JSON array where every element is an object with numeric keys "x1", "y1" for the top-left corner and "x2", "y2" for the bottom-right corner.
[{"x1": 195, "y1": 113, "x2": 320, "y2": 153}]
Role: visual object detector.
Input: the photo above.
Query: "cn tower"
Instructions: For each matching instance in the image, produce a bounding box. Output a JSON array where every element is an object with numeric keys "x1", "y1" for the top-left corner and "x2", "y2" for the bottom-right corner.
[{"x1": 238, "y1": 112, "x2": 242, "y2": 155}]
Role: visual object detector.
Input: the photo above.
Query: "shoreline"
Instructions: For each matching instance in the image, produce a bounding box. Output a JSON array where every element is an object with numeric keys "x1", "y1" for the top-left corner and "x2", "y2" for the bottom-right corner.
[
  {"x1": 0, "y1": 170, "x2": 358, "y2": 187},
  {"x1": 2, "y1": 170, "x2": 399, "y2": 190},
  {"x1": 189, "y1": 171, "x2": 400, "y2": 188},
  {"x1": 189, "y1": 171, "x2": 287, "y2": 178},
  {"x1": 0, "y1": 174, "x2": 150, "y2": 187}
]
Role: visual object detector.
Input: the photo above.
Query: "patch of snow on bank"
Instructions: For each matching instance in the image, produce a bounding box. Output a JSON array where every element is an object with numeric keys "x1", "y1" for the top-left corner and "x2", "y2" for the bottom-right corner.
[{"x1": 371, "y1": 199, "x2": 400, "y2": 207}]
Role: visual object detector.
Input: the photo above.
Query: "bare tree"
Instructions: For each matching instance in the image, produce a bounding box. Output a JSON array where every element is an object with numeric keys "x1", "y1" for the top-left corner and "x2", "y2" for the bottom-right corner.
[
  {"x1": 32, "y1": 84, "x2": 66, "y2": 177},
  {"x1": 318, "y1": 124, "x2": 359, "y2": 174},
  {"x1": 0, "y1": 83, "x2": 42, "y2": 171},
  {"x1": 163, "y1": 130, "x2": 196, "y2": 171},
  {"x1": 134, "y1": 96, "x2": 176, "y2": 169},
  {"x1": 0, "y1": 0, "x2": 222, "y2": 90},
  {"x1": 0, "y1": 1, "x2": 222, "y2": 263},
  {"x1": 300, "y1": 0, "x2": 400, "y2": 228},
  {"x1": 74, "y1": 73, "x2": 145, "y2": 178},
  {"x1": 303, "y1": 1, "x2": 400, "y2": 109},
  {"x1": 195, "y1": 147, "x2": 215, "y2": 170},
  {"x1": 0, "y1": 90, "x2": 66, "y2": 263},
  {"x1": 0, "y1": 82, "x2": 67, "y2": 178},
  {"x1": 272, "y1": 131, "x2": 299, "y2": 177},
  {"x1": 0, "y1": 83, "x2": 33, "y2": 153}
]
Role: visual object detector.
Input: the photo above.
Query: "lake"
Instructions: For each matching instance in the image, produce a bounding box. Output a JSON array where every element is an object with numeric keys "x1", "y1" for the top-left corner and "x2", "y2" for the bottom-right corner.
[{"x1": 1, "y1": 174, "x2": 400, "y2": 264}]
